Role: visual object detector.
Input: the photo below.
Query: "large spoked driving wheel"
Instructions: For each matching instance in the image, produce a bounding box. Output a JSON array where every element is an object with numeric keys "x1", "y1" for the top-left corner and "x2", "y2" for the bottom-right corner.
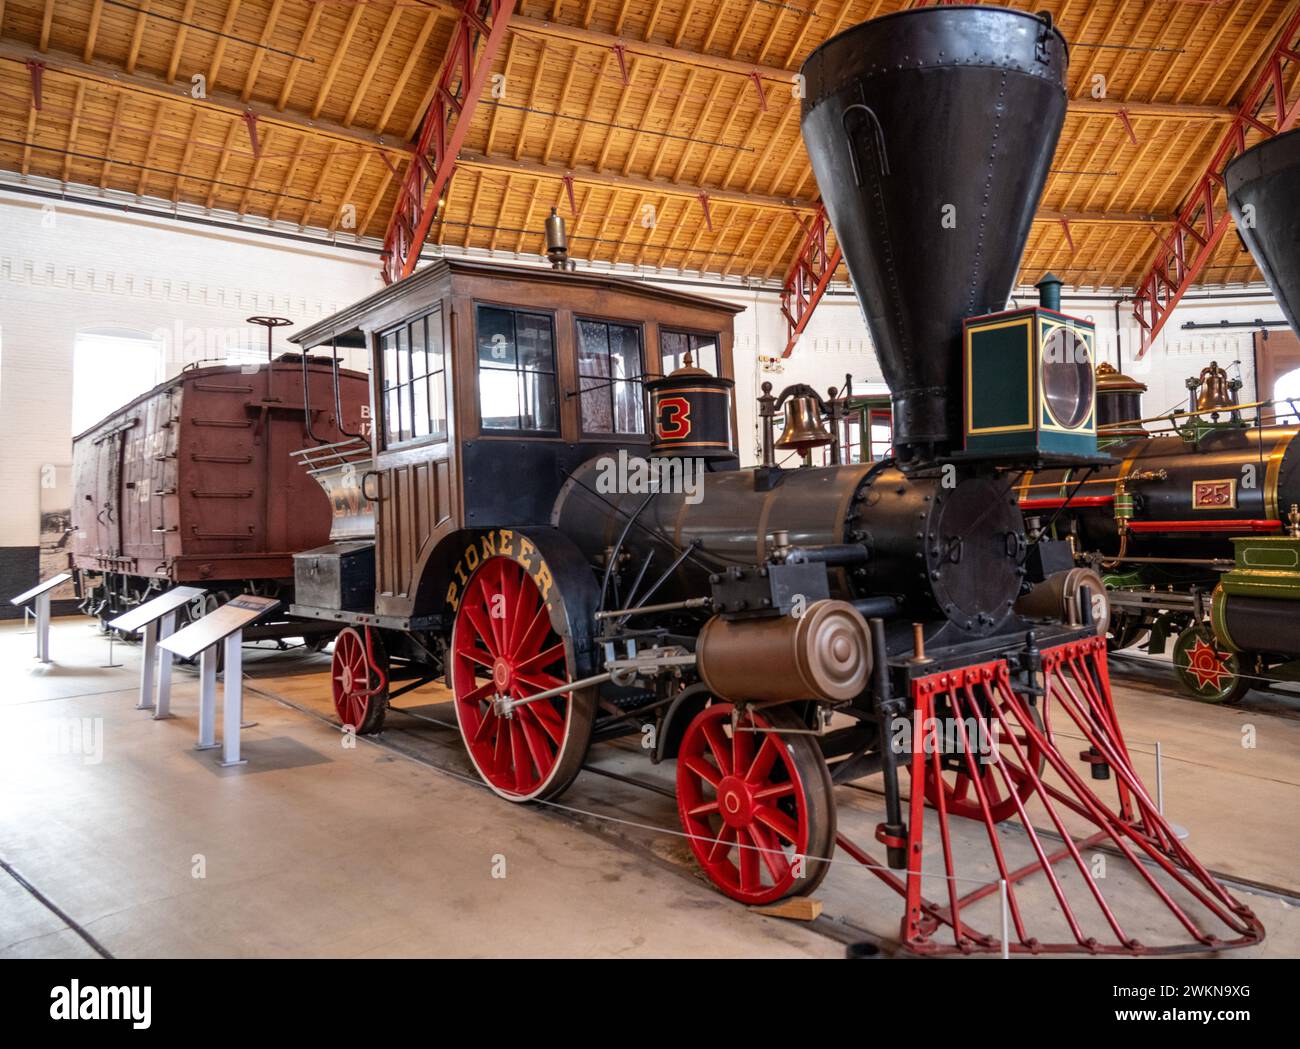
[
  {"x1": 331, "y1": 626, "x2": 388, "y2": 734},
  {"x1": 676, "y1": 703, "x2": 835, "y2": 906},
  {"x1": 450, "y1": 555, "x2": 594, "y2": 802}
]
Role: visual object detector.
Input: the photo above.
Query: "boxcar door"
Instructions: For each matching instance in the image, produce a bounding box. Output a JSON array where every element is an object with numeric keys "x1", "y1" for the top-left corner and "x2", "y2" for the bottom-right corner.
[
  {"x1": 372, "y1": 305, "x2": 455, "y2": 616},
  {"x1": 95, "y1": 427, "x2": 127, "y2": 559}
]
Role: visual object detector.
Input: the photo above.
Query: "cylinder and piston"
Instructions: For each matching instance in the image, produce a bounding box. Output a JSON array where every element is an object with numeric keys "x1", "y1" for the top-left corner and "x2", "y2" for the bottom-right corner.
[
  {"x1": 1015, "y1": 567, "x2": 1110, "y2": 636},
  {"x1": 696, "y1": 599, "x2": 872, "y2": 703}
]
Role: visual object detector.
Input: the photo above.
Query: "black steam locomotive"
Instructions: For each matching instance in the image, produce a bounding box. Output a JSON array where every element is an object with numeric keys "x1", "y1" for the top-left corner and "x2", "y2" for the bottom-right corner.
[
  {"x1": 1027, "y1": 126, "x2": 1300, "y2": 702},
  {"x1": 290, "y1": 6, "x2": 1262, "y2": 954}
]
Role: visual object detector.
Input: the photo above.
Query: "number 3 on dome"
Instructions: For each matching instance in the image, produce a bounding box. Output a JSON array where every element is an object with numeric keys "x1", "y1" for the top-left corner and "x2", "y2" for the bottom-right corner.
[{"x1": 656, "y1": 396, "x2": 692, "y2": 440}]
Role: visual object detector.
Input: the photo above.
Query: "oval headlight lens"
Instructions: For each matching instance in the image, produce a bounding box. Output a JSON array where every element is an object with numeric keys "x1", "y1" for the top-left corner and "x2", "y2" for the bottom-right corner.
[{"x1": 1041, "y1": 329, "x2": 1094, "y2": 428}]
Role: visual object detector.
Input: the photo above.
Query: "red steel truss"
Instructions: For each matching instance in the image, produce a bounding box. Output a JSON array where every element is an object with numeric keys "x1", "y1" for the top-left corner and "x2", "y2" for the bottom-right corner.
[
  {"x1": 1132, "y1": 8, "x2": 1300, "y2": 357},
  {"x1": 779, "y1": 204, "x2": 842, "y2": 358},
  {"x1": 380, "y1": 0, "x2": 516, "y2": 285}
]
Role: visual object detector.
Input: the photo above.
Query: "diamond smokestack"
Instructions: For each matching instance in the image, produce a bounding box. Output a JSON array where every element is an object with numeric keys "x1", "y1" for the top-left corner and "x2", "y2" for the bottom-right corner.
[{"x1": 799, "y1": 5, "x2": 1069, "y2": 462}]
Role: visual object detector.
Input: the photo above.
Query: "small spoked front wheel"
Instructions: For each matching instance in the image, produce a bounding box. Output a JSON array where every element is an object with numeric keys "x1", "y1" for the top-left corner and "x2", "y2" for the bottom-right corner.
[
  {"x1": 450, "y1": 554, "x2": 595, "y2": 802},
  {"x1": 676, "y1": 702, "x2": 835, "y2": 906},
  {"x1": 331, "y1": 626, "x2": 389, "y2": 735}
]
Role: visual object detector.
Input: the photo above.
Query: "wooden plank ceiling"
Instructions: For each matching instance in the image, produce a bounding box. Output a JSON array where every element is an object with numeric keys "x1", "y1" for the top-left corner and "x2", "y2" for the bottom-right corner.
[{"x1": 0, "y1": 0, "x2": 1296, "y2": 290}]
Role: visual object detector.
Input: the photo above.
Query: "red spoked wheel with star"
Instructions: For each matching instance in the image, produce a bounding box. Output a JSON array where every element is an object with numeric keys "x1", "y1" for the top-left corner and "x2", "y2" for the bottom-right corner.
[
  {"x1": 1173, "y1": 624, "x2": 1250, "y2": 704},
  {"x1": 676, "y1": 702, "x2": 835, "y2": 906},
  {"x1": 450, "y1": 554, "x2": 595, "y2": 802}
]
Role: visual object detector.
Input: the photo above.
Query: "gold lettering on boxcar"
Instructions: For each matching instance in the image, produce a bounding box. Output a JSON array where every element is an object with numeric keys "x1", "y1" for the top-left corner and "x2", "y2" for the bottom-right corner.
[{"x1": 480, "y1": 533, "x2": 497, "y2": 560}]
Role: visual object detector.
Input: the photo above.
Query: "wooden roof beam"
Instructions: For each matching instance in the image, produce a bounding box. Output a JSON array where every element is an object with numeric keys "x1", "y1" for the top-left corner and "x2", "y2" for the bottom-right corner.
[
  {"x1": 375, "y1": 9, "x2": 440, "y2": 134},
  {"x1": 83, "y1": 1, "x2": 104, "y2": 63},
  {"x1": 344, "y1": 3, "x2": 404, "y2": 126},
  {"x1": 312, "y1": 2, "x2": 365, "y2": 119},
  {"x1": 61, "y1": 81, "x2": 85, "y2": 185},
  {"x1": 1068, "y1": 98, "x2": 1234, "y2": 122},
  {"x1": 240, "y1": 0, "x2": 286, "y2": 102},
  {"x1": 38, "y1": 0, "x2": 53, "y2": 52},
  {"x1": 165, "y1": 0, "x2": 197, "y2": 83},
  {"x1": 207, "y1": 0, "x2": 243, "y2": 87},
  {"x1": 125, "y1": 0, "x2": 151, "y2": 74},
  {"x1": 0, "y1": 41, "x2": 408, "y2": 158},
  {"x1": 99, "y1": 92, "x2": 126, "y2": 188},
  {"x1": 275, "y1": 1, "x2": 323, "y2": 111}
]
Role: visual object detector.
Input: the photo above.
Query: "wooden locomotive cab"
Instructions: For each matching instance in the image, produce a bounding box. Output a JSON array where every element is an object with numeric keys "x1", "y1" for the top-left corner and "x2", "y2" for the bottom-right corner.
[{"x1": 290, "y1": 259, "x2": 741, "y2": 629}]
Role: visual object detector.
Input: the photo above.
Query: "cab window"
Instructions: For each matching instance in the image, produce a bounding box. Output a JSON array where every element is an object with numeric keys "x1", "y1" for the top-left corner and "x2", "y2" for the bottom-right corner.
[
  {"x1": 476, "y1": 305, "x2": 558, "y2": 433},
  {"x1": 380, "y1": 307, "x2": 446, "y2": 447},
  {"x1": 660, "y1": 329, "x2": 719, "y2": 375},
  {"x1": 577, "y1": 318, "x2": 645, "y2": 435}
]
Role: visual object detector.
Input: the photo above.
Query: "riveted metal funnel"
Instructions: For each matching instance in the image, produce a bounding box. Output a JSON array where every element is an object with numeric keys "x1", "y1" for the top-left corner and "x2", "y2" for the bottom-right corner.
[
  {"x1": 800, "y1": 5, "x2": 1069, "y2": 460},
  {"x1": 1226, "y1": 127, "x2": 1300, "y2": 337}
]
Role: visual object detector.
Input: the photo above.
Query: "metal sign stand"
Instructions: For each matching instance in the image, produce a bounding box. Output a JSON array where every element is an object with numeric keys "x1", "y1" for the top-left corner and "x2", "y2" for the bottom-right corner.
[
  {"x1": 193, "y1": 631, "x2": 248, "y2": 766},
  {"x1": 159, "y1": 595, "x2": 280, "y2": 768},
  {"x1": 9, "y1": 573, "x2": 71, "y2": 664},
  {"x1": 107, "y1": 587, "x2": 206, "y2": 720},
  {"x1": 144, "y1": 611, "x2": 178, "y2": 717},
  {"x1": 34, "y1": 590, "x2": 52, "y2": 663},
  {"x1": 101, "y1": 631, "x2": 123, "y2": 669}
]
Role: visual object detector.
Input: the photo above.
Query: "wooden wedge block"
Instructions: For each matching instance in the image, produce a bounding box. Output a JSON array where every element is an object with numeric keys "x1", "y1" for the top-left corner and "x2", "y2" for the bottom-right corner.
[{"x1": 751, "y1": 897, "x2": 823, "y2": 922}]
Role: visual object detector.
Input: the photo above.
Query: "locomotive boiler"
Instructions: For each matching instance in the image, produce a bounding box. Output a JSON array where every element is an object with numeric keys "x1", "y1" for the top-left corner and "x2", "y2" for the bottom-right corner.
[
  {"x1": 1028, "y1": 125, "x2": 1300, "y2": 702},
  {"x1": 289, "y1": 5, "x2": 1263, "y2": 955}
]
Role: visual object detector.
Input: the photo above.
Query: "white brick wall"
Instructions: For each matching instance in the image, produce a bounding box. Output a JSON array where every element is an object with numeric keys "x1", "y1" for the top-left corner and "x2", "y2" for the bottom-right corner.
[{"x1": 0, "y1": 196, "x2": 381, "y2": 546}]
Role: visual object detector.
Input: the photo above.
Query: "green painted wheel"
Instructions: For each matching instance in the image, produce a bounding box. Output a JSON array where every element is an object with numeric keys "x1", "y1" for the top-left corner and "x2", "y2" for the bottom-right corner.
[{"x1": 1172, "y1": 625, "x2": 1251, "y2": 704}]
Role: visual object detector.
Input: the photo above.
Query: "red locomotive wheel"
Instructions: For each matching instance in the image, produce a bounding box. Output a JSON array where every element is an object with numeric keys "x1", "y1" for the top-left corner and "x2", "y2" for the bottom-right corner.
[
  {"x1": 450, "y1": 555, "x2": 594, "y2": 802},
  {"x1": 919, "y1": 701, "x2": 1045, "y2": 824},
  {"x1": 331, "y1": 626, "x2": 388, "y2": 735},
  {"x1": 676, "y1": 703, "x2": 835, "y2": 906}
]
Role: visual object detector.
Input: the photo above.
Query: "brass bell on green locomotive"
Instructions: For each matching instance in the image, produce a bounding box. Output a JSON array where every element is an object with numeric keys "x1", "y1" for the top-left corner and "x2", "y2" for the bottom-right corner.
[{"x1": 775, "y1": 394, "x2": 834, "y2": 454}]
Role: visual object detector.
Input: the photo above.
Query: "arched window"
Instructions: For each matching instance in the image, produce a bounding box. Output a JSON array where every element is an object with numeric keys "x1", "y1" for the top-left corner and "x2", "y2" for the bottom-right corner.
[
  {"x1": 72, "y1": 328, "x2": 164, "y2": 434},
  {"x1": 1275, "y1": 366, "x2": 1300, "y2": 424}
]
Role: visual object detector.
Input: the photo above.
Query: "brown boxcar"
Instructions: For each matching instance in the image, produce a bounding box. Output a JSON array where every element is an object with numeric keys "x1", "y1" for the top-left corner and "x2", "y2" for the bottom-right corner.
[{"x1": 72, "y1": 356, "x2": 369, "y2": 623}]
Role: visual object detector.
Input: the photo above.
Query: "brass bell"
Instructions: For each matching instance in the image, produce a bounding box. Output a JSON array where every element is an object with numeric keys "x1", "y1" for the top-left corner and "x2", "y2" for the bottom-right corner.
[
  {"x1": 775, "y1": 394, "x2": 834, "y2": 453},
  {"x1": 1194, "y1": 360, "x2": 1237, "y2": 413}
]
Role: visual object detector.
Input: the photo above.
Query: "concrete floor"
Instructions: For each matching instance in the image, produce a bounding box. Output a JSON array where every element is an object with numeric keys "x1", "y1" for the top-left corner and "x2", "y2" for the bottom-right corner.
[{"x1": 2, "y1": 616, "x2": 1298, "y2": 959}]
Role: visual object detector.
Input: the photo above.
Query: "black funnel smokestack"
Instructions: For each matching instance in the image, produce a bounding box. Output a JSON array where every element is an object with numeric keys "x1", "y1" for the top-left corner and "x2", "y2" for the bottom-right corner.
[
  {"x1": 1226, "y1": 127, "x2": 1300, "y2": 337},
  {"x1": 800, "y1": 6, "x2": 1069, "y2": 462}
]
